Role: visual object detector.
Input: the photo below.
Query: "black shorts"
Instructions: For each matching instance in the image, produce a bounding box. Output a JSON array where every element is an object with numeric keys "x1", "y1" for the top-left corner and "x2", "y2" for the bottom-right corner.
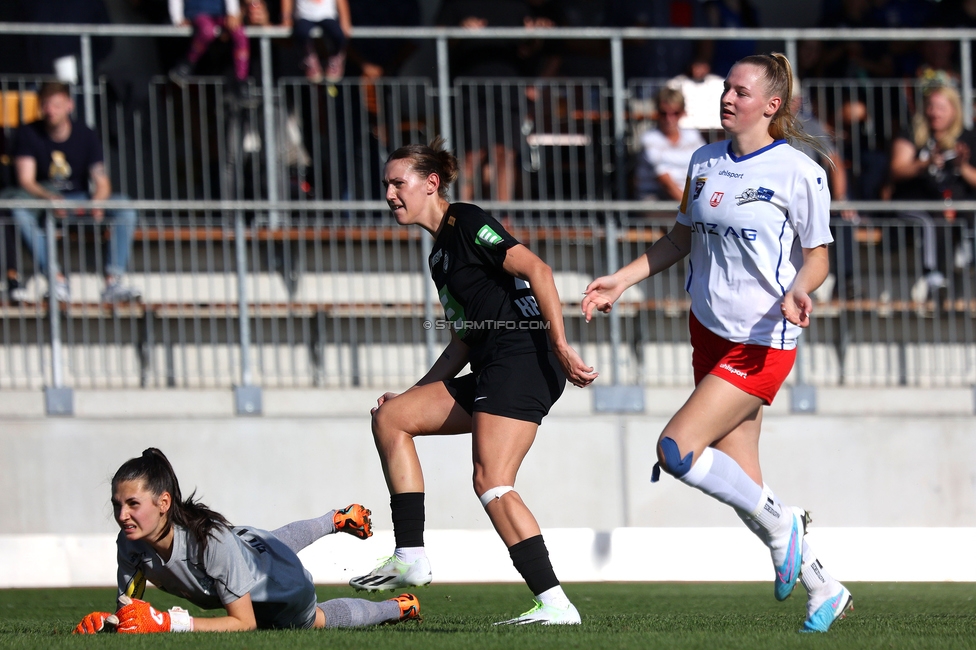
[{"x1": 446, "y1": 351, "x2": 566, "y2": 425}]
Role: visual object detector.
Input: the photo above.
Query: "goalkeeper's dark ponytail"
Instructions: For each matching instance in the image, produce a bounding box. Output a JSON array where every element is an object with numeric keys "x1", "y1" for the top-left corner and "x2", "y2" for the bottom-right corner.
[{"x1": 113, "y1": 448, "x2": 230, "y2": 559}]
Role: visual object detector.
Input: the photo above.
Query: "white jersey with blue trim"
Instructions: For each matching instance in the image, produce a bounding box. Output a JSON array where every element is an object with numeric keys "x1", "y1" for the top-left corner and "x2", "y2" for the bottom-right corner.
[{"x1": 676, "y1": 139, "x2": 833, "y2": 350}]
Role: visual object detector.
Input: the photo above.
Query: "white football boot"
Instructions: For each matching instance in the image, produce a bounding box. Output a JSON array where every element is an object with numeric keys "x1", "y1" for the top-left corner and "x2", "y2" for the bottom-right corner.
[
  {"x1": 494, "y1": 599, "x2": 581, "y2": 626},
  {"x1": 349, "y1": 555, "x2": 432, "y2": 592}
]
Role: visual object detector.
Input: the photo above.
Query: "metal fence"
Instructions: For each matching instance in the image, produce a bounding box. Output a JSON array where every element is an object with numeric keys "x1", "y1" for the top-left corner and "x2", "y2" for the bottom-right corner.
[
  {"x1": 0, "y1": 24, "x2": 975, "y2": 398},
  {"x1": 1, "y1": 211, "x2": 973, "y2": 392}
]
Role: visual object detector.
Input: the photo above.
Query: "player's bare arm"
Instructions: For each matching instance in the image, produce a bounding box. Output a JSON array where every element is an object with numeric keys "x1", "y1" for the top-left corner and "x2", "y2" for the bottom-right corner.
[
  {"x1": 186, "y1": 593, "x2": 257, "y2": 632},
  {"x1": 781, "y1": 244, "x2": 829, "y2": 328},
  {"x1": 583, "y1": 222, "x2": 691, "y2": 321},
  {"x1": 416, "y1": 331, "x2": 469, "y2": 386}
]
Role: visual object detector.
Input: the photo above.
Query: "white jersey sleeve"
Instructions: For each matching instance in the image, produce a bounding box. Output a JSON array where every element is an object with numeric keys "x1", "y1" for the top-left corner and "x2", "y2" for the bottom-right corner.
[{"x1": 676, "y1": 140, "x2": 833, "y2": 349}]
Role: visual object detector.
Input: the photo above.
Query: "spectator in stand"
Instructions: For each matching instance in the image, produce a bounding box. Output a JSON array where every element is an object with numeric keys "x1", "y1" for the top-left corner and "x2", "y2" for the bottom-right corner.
[
  {"x1": 837, "y1": 93, "x2": 889, "y2": 209},
  {"x1": 437, "y1": 0, "x2": 555, "y2": 204},
  {"x1": 666, "y1": 58, "x2": 726, "y2": 134},
  {"x1": 340, "y1": 0, "x2": 422, "y2": 201},
  {"x1": 3, "y1": 82, "x2": 140, "y2": 303},
  {"x1": 635, "y1": 87, "x2": 704, "y2": 203},
  {"x1": 168, "y1": 0, "x2": 254, "y2": 103},
  {"x1": 889, "y1": 82, "x2": 976, "y2": 302},
  {"x1": 242, "y1": 0, "x2": 305, "y2": 79},
  {"x1": 282, "y1": 0, "x2": 352, "y2": 84}
]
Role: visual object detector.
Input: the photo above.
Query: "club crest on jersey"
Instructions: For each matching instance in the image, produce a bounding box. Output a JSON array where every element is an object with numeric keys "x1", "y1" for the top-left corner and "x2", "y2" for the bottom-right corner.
[
  {"x1": 476, "y1": 224, "x2": 503, "y2": 248},
  {"x1": 693, "y1": 177, "x2": 706, "y2": 200},
  {"x1": 709, "y1": 192, "x2": 724, "y2": 207},
  {"x1": 735, "y1": 186, "x2": 775, "y2": 205},
  {"x1": 817, "y1": 177, "x2": 824, "y2": 191}
]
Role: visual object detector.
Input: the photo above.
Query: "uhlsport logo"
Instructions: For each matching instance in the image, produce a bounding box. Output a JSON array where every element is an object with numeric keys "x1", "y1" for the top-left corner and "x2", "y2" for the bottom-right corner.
[
  {"x1": 719, "y1": 362, "x2": 747, "y2": 378},
  {"x1": 718, "y1": 169, "x2": 744, "y2": 179},
  {"x1": 476, "y1": 224, "x2": 503, "y2": 248}
]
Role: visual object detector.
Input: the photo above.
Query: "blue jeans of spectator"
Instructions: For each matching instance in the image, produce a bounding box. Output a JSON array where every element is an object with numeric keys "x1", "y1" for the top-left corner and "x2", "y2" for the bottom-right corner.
[
  {"x1": 294, "y1": 18, "x2": 346, "y2": 56},
  {"x1": 9, "y1": 189, "x2": 137, "y2": 278}
]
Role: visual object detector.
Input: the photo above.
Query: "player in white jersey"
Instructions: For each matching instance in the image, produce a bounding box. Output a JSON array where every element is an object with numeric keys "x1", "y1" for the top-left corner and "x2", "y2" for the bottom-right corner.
[
  {"x1": 583, "y1": 53, "x2": 852, "y2": 633},
  {"x1": 74, "y1": 448, "x2": 420, "y2": 634},
  {"x1": 678, "y1": 137, "x2": 833, "y2": 349}
]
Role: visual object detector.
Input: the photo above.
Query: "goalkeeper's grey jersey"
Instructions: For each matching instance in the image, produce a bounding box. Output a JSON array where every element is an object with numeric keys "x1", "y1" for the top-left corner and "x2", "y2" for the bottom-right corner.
[{"x1": 116, "y1": 524, "x2": 317, "y2": 629}]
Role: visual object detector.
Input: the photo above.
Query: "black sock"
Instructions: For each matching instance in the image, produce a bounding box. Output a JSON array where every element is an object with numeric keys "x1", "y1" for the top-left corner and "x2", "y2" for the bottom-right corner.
[
  {"x1": 391, "y1": 492, "x2": 425, "y2": 548},
  {"x1": 509, "y1": 534, "x2": 559, "y2": 596}
]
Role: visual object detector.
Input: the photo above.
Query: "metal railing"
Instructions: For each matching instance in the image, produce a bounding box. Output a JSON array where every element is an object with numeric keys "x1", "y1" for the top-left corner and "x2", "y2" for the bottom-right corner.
[
  {"x1": 1, "y1": 207, "x2": 973, "y2": 392},
  {"x1": 0, "y1": 24, "x2": 975, "y2": 406}
]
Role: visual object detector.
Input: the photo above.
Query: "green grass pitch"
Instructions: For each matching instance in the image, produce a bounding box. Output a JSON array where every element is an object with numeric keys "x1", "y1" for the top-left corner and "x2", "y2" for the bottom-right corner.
[{"x1": 2, "y1": 582, "x2": 974, "y2": 649}]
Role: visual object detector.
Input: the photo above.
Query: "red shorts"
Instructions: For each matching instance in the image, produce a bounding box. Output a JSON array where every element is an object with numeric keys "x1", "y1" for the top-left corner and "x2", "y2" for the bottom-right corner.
[{"x1": 689, "y1": 311, "x2": 795, "y2": 405}]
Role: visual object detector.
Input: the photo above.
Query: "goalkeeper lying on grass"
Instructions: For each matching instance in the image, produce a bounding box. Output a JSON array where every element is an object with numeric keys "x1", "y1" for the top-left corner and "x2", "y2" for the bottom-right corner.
[{"x1": 74, "y1": 448, "x2": 420, "y2": 634}]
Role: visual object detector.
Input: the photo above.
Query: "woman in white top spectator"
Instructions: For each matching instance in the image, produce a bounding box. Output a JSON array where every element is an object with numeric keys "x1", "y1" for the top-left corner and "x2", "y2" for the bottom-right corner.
[{"x1": 636, "y1": 86, "x2": 705, "y2": 201}]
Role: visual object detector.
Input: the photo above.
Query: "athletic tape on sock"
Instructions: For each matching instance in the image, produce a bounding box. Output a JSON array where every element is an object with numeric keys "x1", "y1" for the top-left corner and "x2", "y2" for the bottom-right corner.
[{"x1": 479, "y1": 485, "x2": 514, "y2": 508}]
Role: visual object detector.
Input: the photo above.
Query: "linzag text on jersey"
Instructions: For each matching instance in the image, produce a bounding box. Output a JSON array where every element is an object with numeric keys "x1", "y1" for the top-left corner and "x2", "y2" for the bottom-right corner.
[{"x1": 691, "y1": 221, "x2": 758, "y2": 241}]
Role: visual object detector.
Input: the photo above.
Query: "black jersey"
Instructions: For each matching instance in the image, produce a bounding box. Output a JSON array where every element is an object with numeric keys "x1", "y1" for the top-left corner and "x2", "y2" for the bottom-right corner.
[{"x1": 430, "y1": 203, "x2": 550, "y2": 372}]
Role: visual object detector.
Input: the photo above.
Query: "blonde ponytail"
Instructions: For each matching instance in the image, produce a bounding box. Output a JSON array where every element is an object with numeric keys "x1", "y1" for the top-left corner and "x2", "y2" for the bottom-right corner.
[{"x1": 736, "y1": 53, "x2": 834, "y2": 167}]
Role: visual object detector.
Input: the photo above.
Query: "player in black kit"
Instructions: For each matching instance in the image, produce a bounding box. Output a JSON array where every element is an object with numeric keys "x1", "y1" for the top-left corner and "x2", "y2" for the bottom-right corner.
[{"x1": 349, "y1": 137, "x2": 597, "y2": 625}]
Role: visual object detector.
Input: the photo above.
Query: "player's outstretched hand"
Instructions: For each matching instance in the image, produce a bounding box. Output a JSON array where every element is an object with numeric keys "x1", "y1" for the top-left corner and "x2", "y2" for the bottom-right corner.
[
  {"x1": 554, "y1": 343, "x2": 598, "y2": 388},
  {"x1": 781, "y1": 289, "x2": 813, "y2": 328},
  {"x1": 73, "y1": 611, "x2": 117, "y2": 634},
  {"x1": 370, "y1": 391, "x2": 399, "y2": 416},
  {"x1": 115, "y1": 595, "x2": 192, "y2": 633},
  {"x1": 581, "y1": 275, "x2": 627, "y2": 322}
]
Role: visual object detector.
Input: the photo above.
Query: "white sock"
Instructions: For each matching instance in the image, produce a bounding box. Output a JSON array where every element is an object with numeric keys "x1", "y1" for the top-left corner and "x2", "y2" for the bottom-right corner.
[
  {"x1": 394, "y1": 546, "x2": 426, "y2": 563},
  {"x1": 735, "y1": 507, "x2": 771, "y2": 545},
  {"x1": 536, "y1": 585, "x2": 571, "y2": 608},
  {"x1": 751, "y1": 484, "x2": 791, "y2": 537},
  {"x1": 734, "y1": 484, "x2": 795, "y2": 553},
  {"x1": 800, "y1": 539, "x2": 838, "y2": 599},
  {"x1": 679, "y1": 447, "x2": 764, "y2": 514}
]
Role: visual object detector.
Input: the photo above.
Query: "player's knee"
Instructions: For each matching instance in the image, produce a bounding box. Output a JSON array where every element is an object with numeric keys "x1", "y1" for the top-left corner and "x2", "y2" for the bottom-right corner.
[
  {"x1": 477, "y1": 485, "x2": 515, "y2": 509},
  {"x1": 370, "y1": 406, "x2": 398, "y2": 442},
  {"x1": 656, "y1": 436, "x2": 695, "y2": 478}
]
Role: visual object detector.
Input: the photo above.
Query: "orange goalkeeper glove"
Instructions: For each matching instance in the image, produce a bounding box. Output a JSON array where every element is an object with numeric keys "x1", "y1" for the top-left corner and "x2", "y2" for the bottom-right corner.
[
  {"x1": 114, "y1": 595, "x2": 193, "y2": 633},
  {"x1": 73, "y1": 611, "x2": 118, "y2": 634}
]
